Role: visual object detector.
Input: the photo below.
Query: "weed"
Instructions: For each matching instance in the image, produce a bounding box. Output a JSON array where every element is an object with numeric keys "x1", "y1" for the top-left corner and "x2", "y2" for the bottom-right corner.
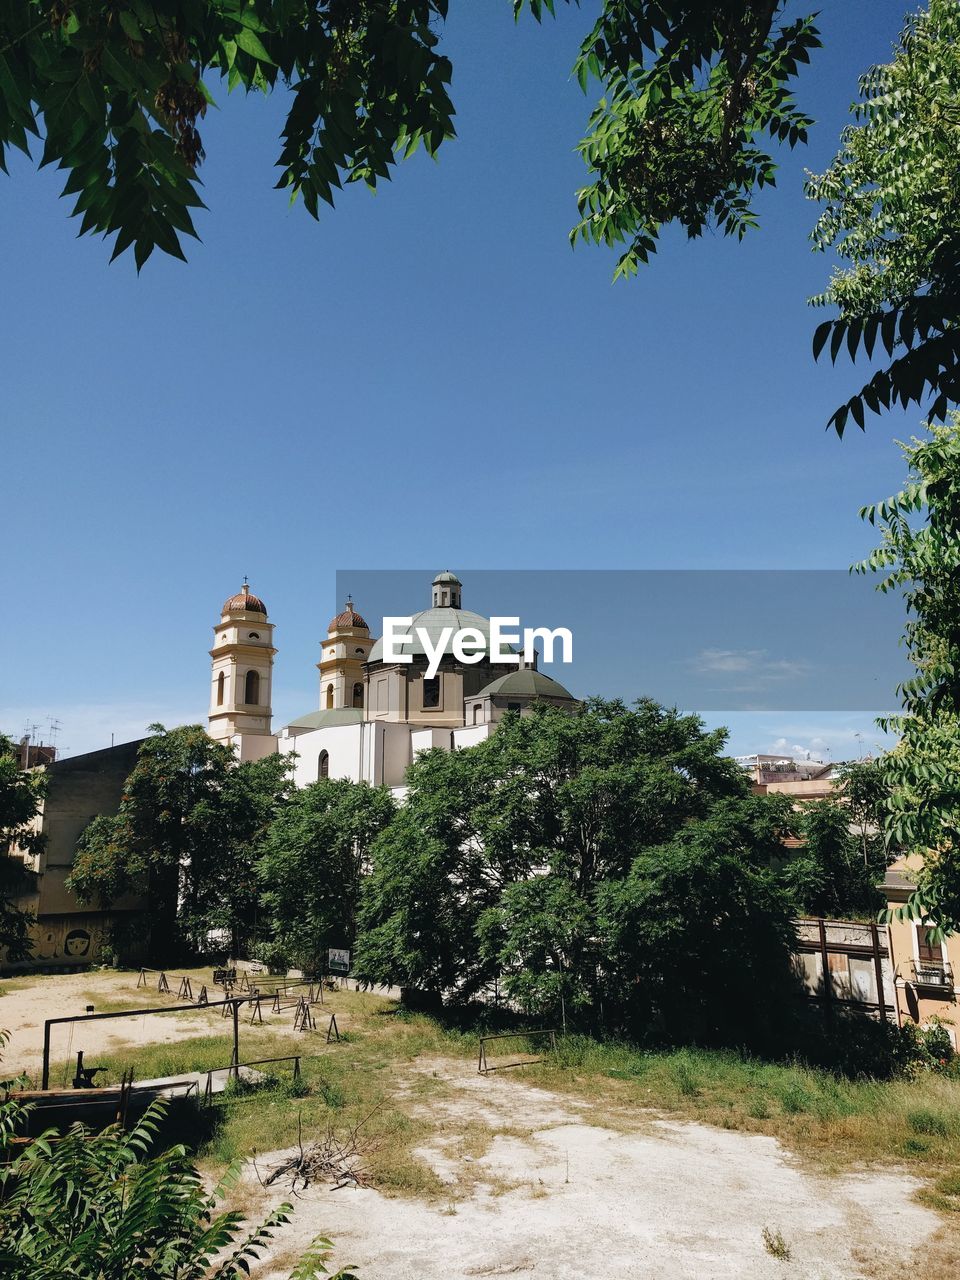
[
  {"x1": 761, "y1": 1226, "x2": 792, "y2": 1261},
  {"x1": 673, "y1": 1059, "x2": 699, "y2": 1097}
]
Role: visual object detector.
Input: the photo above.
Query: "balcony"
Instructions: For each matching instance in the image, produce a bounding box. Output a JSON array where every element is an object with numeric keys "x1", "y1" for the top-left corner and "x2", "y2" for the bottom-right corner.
[{"x1": 912, "y1": 960, "x2": 955, "y2": 989}]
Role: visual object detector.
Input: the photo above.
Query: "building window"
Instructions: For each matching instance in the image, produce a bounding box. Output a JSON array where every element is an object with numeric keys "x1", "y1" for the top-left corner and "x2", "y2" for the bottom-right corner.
[
  {"x1": 217, "y1": 671, "x2": 225, "y2": 705},
  {"x1": 472, "y1": 703, "x2": 481, "y2": 725},
  {"x1": 318, "y1": 751, "x2": 329, "y2": 779},
  {"x1": 244, "y1": 670, "x2": 260, "y2": 705},
  {"x1": 917, "y1": 926, "x2": 942, "y2": 964},
  {"x1": 422, "y1": 676, "x2": 440, "y2": 708},
  {"x1": 507, "y1": 702, "x2": 521, "y2": 713},
  {"x1": 353, "y1": 682, "x2": 364, "y2": 708},
  {"x1": 326, "y1": 684, "x2": 334, "y2": 709}
]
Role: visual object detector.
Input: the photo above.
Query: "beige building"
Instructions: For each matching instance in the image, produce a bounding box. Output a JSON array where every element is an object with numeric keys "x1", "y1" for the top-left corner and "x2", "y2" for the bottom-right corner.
[
  {"x1": 885, "y1": 859, "x2": 958, "y2": 1044},
  {"x1": 2, "y1": 740, "x2": 148, "y2": 973},
  {"x1": 737, "y1": 754, "x2": 839, "y2": 799}
]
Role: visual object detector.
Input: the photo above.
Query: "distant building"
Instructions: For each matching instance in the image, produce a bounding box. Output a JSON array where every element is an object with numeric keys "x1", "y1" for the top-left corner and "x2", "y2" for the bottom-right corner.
[
  {"x1": 736, "y1": 754, "x2": 840, "y2": 800},
  {"x1": 2, "y1": 740, "x2": 148, "y2": 973}
]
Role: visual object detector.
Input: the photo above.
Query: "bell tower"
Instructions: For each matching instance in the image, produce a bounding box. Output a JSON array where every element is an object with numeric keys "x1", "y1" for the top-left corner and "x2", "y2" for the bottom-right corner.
[
  {"x1": 209, "y1": 580, "x2": 277, "y2": 755},
  {"x1": 317, "y1": 598, "x2": 372, "y2": 712}
]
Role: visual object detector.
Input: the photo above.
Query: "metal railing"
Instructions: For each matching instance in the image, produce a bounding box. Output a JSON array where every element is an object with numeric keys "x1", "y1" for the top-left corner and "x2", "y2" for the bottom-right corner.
[{"x1": 912, "y1": 960, "x2": 954, "y2": 988}]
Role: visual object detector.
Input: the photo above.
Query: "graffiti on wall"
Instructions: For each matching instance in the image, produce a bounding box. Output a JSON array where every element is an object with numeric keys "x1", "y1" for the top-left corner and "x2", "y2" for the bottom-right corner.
[{"x1": 26, "y1": 917, "x2": 106, "y2": 967}]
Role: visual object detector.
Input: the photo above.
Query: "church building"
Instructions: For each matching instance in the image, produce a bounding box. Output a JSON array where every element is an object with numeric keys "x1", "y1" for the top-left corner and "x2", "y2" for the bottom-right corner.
[{"x1": 207, "y1": 572, "x2": 577, "y2": 792}]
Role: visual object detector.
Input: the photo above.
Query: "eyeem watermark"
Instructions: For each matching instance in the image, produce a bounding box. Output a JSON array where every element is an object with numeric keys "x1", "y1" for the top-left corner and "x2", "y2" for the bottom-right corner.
[{"x1": 382, "y1": 617, "x2": 574, "y2": 680}]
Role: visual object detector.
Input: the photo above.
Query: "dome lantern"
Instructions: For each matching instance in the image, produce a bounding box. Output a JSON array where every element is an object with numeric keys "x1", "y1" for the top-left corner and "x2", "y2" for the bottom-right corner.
[{"x1": 432, "y1": 570, "x2": 462, "y2": 609}]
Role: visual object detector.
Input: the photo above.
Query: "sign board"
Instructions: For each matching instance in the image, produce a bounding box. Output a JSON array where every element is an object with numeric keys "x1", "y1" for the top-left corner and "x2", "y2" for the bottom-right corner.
[{"x1": 328, "y1": 948, "x2": 350, "y2": 975}]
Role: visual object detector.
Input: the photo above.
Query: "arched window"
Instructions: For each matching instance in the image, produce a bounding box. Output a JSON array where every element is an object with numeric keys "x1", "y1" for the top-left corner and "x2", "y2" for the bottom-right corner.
[
  {"x1": 244, "y1": 670, "x2": 260, "y2": 705},
  {"x1": 318, "y1": 751, "x2": 329, "y2": 779},
  {"x1": 353, "y1": 681, "x2": 364, "y2": 708},
  {"x1": 217, "y1": 671, "x2": 225, "y2": 705},
  {"x1": 326, "y1": 684, "x2": 334, "y2": 709}
]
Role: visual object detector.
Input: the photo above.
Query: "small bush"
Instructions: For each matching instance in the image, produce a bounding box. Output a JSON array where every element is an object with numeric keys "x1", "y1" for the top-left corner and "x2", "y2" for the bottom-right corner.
[
  {"x1": 908, "y1": 1107, "x2": 953, "y2": 1138},
  {"x1": 779, "y1": 1081, "x2": 811, "y2": 1114},
  {"x1": 761, "y1": 1226, "x2": 791, "y2": 1261}
]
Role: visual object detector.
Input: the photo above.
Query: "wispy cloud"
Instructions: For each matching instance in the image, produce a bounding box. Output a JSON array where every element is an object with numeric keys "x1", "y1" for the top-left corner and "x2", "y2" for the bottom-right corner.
[{"x1": 690, "y1": 648, "x2": 811, "y2": 686}]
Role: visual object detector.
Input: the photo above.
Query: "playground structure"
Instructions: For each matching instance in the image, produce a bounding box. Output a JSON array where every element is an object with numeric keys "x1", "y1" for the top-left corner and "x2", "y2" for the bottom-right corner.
[{"x1": 25, "y1": 967, "x2": 348, "y2": 1104}]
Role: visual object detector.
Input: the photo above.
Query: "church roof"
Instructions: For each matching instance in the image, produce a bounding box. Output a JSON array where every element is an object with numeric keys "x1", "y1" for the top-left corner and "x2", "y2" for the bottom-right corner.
[
  {"x1": 433, "y1": 570, "x2": 462, "y2": 585},
  {"x1": 328, "y1": 600, "x2": 368, "y2": 632},
  {"x1": 286, "y1": 708, "x2": 364, "y2": 731},
  {"x1": 478, "y1": 668, "x2": 576, "y2": 701},
  {"x1": 222, "y1": 583, "x2": 267, "y2": 615},
  {"x1": 367, "y1": 607, "x2": 516, "y2": 664}
]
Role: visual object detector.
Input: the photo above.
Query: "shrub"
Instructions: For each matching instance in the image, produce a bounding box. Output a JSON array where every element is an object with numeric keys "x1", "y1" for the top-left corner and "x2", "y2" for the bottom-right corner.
[{"x1": 0, "y1": 1096, "x2": 357, "y2": 1279}]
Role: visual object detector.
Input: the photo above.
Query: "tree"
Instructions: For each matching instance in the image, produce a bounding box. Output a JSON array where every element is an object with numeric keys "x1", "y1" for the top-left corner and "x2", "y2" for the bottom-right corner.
[
  {"x1": 0, "y1": 733, "x2": 45, "y2": 962},
  {"x1": 595, "y1": 796, "x2": 798, "y2": 1047},
  {"x1": 807, "y1": 0, "x2": 960, "y2": 434},
  {"x1": 355, "y1": 698, "x2": 798, "y2": 1043},
  {"x1": 782, "y1": 797, "x2": 887, "y2": 921},
  {"x1": 66, "y1": 724, "x2": 292, "y2": 962},
  {"x1": 856, "y1": 418, "x2": 960, "y2": 932},
  {"x1": 257, "y1": 777, "x2": 395, "y2": 975},
  {"x1": 0, "y1": 1091, "x2": 353, "y2": 1280}
]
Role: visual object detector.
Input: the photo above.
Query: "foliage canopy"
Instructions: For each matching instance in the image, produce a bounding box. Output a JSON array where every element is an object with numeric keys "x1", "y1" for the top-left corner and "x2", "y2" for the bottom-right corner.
[{"x1": 355, "y1": 698, "x2": 800, "y2": 1046}]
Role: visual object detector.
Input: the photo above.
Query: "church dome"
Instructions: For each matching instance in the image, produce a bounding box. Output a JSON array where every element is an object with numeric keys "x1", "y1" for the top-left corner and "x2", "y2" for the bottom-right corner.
[
  {"x1": 478, "y1": 669, "x2": 576, "y2": 701},
  {"x1": 222, "y1": 583, "x2": 267, "y2": 615},
  {"x1": 328, "y1": 599, "x2": 368, "y2": 631}
]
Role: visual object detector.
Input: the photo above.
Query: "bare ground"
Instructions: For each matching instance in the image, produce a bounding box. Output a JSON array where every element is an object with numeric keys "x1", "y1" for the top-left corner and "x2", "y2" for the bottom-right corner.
[
  {"x1": 247, "y1": 1057, "x2": 944, "y2": 1280},
  {"x1": 1, "y1": 968, "x2": 231, "y2": 1081}
]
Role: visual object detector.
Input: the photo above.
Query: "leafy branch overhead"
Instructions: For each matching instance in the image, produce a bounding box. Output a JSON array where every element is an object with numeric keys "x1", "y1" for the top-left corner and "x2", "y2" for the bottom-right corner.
[
  {"x1": 0, "y1": 0, "x2": 455, "y2": 268},
  {"x1": 563, "y1": 2, "x2": 821, "y2": 279},
  {"x1": 808, "y1": 0, "x2": 960, "y2": 435}
]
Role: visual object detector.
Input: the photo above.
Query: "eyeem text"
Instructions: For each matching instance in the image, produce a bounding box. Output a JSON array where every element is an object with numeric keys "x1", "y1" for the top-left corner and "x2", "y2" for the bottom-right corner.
[{"x1": 382, "y1": 617, "x2": 574, "y2": 680}]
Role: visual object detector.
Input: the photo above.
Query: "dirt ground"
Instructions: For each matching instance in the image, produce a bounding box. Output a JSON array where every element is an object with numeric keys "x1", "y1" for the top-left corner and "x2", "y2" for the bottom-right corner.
[
  {"x1": 1, "y1": 972, "x2": 950, "y2": 1278},
  {"x1": 248, "y1": 1057, "x2": 942, "y2": 1280},
  {"x1": 0, "y1": 968, "x2": 232, "y2": 1081}
]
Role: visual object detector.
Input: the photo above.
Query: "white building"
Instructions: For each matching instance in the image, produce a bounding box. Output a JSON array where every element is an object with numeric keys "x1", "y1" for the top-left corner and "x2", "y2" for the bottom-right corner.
[{"x1": 208, "y1": 572, "x2": 577, "y2": 793}]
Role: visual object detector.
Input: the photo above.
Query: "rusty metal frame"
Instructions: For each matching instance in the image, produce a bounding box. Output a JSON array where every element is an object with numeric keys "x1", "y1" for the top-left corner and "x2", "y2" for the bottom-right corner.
[{"x1": 478, "y1": 1029, "x2": 558, "y2": 1075}]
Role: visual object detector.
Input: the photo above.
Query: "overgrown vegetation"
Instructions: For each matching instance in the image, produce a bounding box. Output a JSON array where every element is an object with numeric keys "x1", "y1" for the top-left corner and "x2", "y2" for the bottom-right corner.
[
  {"x1": 0, "y1": 1024, "x2": 352, "y2": 1279},
  {"x1": 0, "y1": 733, "x2": 45, "y2": 962}
]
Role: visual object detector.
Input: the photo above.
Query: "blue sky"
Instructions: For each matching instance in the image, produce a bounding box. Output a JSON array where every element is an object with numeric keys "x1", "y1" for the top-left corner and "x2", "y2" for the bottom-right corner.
[{"x1": 1, "y1": 1, "x2": 921, "y2": 760}]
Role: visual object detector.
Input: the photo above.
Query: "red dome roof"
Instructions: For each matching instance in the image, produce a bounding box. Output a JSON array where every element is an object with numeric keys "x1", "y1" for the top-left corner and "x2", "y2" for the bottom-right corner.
[
  {"x1": 328, "y1": 599, "x2": 368, "y2": 631},
  {"x1": 222, "y1": 584, "x2": 267, "y2": 615}
]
